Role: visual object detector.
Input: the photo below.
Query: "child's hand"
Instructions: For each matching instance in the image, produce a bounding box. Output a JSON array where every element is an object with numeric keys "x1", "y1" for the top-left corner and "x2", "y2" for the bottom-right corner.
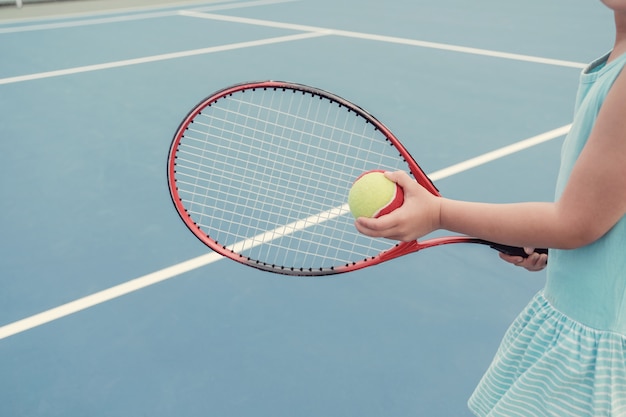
[
  {"x1": 354, "y1": 171, "x2": 441, "y2": 242},
  {"x1": 499, "y1": 248, "x2": 548, "y2": 272}
]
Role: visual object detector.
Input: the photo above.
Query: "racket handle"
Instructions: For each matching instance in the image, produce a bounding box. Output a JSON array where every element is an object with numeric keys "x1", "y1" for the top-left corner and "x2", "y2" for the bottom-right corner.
[{"x1": 487, "y1": 243, "x2": 548, "y2": 258}]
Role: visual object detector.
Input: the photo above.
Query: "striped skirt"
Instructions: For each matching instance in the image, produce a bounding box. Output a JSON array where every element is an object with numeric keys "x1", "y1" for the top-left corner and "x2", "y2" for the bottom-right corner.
[{"x1": 468, "y1": 292, "x2": 626, "y2": 416}]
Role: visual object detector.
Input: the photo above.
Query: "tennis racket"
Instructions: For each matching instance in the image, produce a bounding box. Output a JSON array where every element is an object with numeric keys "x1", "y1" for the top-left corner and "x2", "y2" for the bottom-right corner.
[{"x1": 167, "y1": 81, "x2": 547, "y2": 276}]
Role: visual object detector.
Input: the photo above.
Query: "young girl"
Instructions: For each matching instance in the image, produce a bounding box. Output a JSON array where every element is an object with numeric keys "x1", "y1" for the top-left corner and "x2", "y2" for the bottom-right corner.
[{"x1": 355, "y1": 1, "x2": 626, "y2": 415}]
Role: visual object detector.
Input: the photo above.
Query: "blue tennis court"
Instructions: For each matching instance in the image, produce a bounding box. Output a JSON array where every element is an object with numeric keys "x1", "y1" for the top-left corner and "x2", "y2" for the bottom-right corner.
[{"x1": 0, "y1": 1, "x2": 612, "y2": 416}]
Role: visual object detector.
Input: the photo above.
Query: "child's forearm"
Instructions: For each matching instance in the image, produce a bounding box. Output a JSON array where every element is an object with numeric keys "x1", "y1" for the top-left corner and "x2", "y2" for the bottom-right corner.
[{"x1": 438, "y1": 198, "x2": 566, "y2": 249}]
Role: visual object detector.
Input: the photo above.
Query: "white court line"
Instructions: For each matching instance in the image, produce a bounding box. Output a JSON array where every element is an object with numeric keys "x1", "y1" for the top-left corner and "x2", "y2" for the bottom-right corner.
[
  {"x1": 180, "y1": 11, "x2": 587, "y2": 69},
  {"x1": 0, "y1": 9, "x2": 183, "y2": 33},
  {"x1": 0, "y1": 0, "x2": 297, "y2": 33},
  {"x1": 0, "y1": 8, "x2": 585, "y2": 85},
  {"x1": 0, "y1": 252, "x2": 223, "y2": 341},
  {"x1": 429, "y1": 124, "x2": 572, "y2": 180},
  {"x1": 0, "y1": 32, "x2": 329, "y2": 85},
  {"x1": 0, "y1": 125, "x2": 570, "y2": 341}
]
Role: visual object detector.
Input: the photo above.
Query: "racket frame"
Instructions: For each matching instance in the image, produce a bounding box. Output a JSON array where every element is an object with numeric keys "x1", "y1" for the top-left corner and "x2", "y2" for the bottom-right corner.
[{"x1": 168, "y1": 81, "x2": 545, "y2": 276}]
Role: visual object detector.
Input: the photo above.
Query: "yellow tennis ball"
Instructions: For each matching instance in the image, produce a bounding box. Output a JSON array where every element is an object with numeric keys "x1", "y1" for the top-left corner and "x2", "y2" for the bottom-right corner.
[{"x1": 348, "y1": 170, "x2": 404, "y2": 218}]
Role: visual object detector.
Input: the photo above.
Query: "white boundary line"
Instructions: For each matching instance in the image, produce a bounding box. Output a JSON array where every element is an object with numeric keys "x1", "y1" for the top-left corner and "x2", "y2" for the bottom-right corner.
[
  {"x1": 429, "y1": 124, "x2": 572, "y2": 180},
  {"x1": 0, "y1": 9, "x2": 181, "y2": 33},
  {"x1": 0, "y1": 252, "x2": 223, "y2": 340},
  {"x1": 0, "y1": 0, "x2": 230, "y2": 23},
  {"x1": 0, "y1": 124, "x2": 570, "y2": 341},
  {"x1": 0, "y1": 0, "x2": 297, "y2": 33},
  {"x1": 0, "y1": 32, "x2": 329, "y2": 85},
  {"x1": 0, "y1": 5, "x2": 586, "y2": 86},
  {"x1": 179, "y1": 11, "x2": 587, "y2": 69}
]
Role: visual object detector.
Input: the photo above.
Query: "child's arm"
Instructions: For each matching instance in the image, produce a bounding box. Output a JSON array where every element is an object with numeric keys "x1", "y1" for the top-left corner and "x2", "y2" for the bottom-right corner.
[{"x1": 355, "y1": 68, "x2": 626, "y2": 251}]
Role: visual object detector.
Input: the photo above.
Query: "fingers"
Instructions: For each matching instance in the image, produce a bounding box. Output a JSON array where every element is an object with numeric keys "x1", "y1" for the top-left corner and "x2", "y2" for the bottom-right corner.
[
  {"x1": 499, "y1": 248, "x2": 548, "y2": 272},
  {"x1": 384, "y1": 170, "x2": 414, "y2": 190},
  {"x1": 354, "y1": 212, "x2": 413, "y2": 241},
  {"x1": 522, "y1": 250, "x2": 548, "y2": 271},
  {"x1": 354, "y1": 171, "x2": 441, "y2": 242},
  {"x1": 352, "y1": 171, "x2": 409, "y2": 238},
  {"x1": 354, "y1": 215, "x2": 395, "y2": 237}
]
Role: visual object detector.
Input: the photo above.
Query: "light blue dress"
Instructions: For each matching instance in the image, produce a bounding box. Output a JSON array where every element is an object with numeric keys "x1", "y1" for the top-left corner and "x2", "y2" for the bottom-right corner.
[{"x1": 468, "y1": 51, "x2": 626, "y2": 417}]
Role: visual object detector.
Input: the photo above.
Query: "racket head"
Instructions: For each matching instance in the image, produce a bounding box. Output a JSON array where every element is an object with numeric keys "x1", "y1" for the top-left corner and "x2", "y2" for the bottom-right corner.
[{"x1": 167, "y1": 81, "x2": 438, "y2": 276}]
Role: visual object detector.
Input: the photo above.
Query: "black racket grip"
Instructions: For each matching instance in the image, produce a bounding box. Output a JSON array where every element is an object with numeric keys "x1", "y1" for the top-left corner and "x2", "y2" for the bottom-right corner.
[{"x1": 489, "y1": 243, "x2": 548, "y2": 258}]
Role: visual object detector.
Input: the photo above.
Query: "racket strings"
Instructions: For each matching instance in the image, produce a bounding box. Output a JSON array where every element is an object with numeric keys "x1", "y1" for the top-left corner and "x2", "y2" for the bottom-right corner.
[{"x1": 173, "y1": 86, "x2": 411, "y2": 271}]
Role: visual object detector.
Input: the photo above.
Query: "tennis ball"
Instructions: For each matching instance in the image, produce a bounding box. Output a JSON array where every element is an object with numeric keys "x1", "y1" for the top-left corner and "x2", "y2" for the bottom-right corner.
[{"x1": 348, "y1": 170, "x2": 404, "y2": 218}]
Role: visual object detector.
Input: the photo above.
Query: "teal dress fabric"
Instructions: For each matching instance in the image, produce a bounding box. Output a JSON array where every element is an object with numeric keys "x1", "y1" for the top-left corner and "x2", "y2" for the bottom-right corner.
[{"x1": 468, "y1": 52, "x2": 626, "y2": 416}]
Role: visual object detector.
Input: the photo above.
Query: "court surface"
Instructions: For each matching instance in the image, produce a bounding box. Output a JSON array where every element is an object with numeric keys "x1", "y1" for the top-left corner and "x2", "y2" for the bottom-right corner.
[{"x1": 0, "y1": 1, "x2": 613, "y2": 416}]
